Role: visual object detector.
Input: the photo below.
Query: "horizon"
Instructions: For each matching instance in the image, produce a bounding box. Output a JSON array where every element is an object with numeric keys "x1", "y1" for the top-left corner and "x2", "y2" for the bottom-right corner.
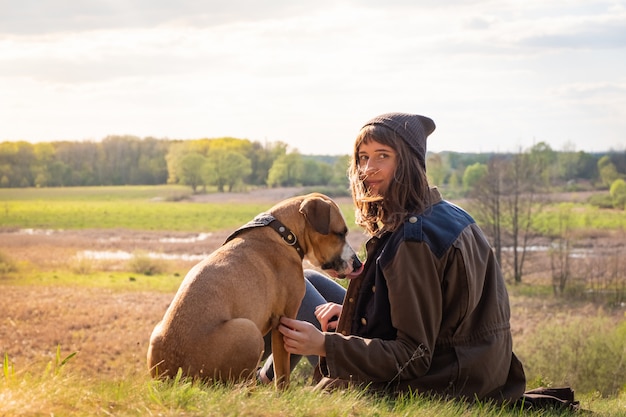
[{"x1": 2, "y1": 134, "x2": 622, "y2": 157}]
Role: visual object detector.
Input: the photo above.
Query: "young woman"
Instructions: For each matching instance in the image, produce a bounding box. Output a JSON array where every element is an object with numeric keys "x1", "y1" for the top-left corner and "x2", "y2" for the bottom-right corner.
[{"x1": 261, "y1": 112, "x2": 526, "y2": 404}]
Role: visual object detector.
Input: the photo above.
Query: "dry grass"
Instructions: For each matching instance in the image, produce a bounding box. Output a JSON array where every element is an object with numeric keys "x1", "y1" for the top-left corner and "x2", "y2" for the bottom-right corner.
[
  {"x1": 0, "y1": 284, "x2": 170, "y2": 378},
  {"x1": 0, "y1": 216, "x2": 623, "y2": 386},
  {"x1": 1, "y1": 282, "x2": 621, "y2": 385}
]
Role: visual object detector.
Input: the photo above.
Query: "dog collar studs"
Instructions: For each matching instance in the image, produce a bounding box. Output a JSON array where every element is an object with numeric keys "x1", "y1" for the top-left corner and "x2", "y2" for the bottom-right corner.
[{"x1": 269, "y1": 219, "x2": 303, "y2": 258}]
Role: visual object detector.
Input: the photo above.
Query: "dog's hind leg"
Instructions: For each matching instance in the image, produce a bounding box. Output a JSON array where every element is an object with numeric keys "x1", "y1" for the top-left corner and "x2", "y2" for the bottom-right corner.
[{"x1": 194, "y1": 318, "x2": 265, "y2": 383}]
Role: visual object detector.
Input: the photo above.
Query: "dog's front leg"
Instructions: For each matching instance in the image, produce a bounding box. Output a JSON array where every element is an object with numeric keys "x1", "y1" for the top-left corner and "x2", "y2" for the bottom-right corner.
[{"x1": 271, "y1": 327, "x2": 290, "y2": 389}]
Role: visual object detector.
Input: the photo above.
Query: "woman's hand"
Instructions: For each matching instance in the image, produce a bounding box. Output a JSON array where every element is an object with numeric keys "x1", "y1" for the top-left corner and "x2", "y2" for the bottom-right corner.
[
  {"x1": 278, "y1": 317, "x2": 326, "y2": 357},
  {"x1": 315, "y1": 302, "x2": 343, "y2": 331}
]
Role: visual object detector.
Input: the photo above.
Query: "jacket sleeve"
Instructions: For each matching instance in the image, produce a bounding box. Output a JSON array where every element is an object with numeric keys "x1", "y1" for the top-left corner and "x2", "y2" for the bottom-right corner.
[{"x1": 322, "y1": 241, "x2": 443, "y2": 383}]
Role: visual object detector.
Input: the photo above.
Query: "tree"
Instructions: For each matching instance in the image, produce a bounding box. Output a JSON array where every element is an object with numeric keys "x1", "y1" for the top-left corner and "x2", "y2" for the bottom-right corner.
[
  {"x1": 609, "y1": 178, "x2": 626, "y2": 210},
  {"x1": 467, "y1": 156, "x2": 506, "y2": 265},
  {"x1": 165, "y1": 141, "x2": 189, "y2": 185},
  {"x1": 462, "y1": 163, "x2": 488, "y2": 192},
  {"x1": 300, "y1": 159, "x2": 332, "y2": 186},
  {"x1": 267, "y1": 152, "x2": 303, "y2": 187},
  {"x1": 0, "y1": 141, "x2": 37, "y2": 187},
  {"x1": 32, "y1": 143, "x2": 56, "y2": 187},
  {"x1": 205, "y1": 137, "x2": 252, "y2": 155},
  {"x1": 529, "y1": 142, "x2": 557, "y2": 188},
  {"x1": 247, "y1": 141, "x2": 287, "y2": 186},
  {"x1": 575, "y1": 151, "x2": 598, "y2": 182},
  {"x1": 467, "y1": 149, "x2": 546, "y2": 284},
  {"x1": 598, "y1": 156, "x2": 620, "y2": 188},
  {"x1": 426, "y1": 153, "x2": 447, "y2": 186},
  {"x1": 130, "y1": 137, "x2": 169, "y2": 185},
  {"x1": 47, "y1": 160, "x2": 72, "y2": 187},
  {"x1": 557, "y1": 141, "x2": 581, "y2": 183},
  {"x1": 500, "y1": 150, "x2": 545, "y2": 284},
  {"x1": 329, "y1": 155, "x2": 350, "y2": 188},
  {"x1": 207, "y1": 149, "x2": 252, "y2": 192},
  {"x1": 54, "y1": 141, "x2": 99, "y2": 185},
  {"x1": 179, "y1": 152, "x2": 208, "y2": 193},
  {"x1": 550, "y1": 204, "x2": 574, "y2": 296},
  {"x1": 99, "y1": 136, "x2": 137, "y2": 185}
]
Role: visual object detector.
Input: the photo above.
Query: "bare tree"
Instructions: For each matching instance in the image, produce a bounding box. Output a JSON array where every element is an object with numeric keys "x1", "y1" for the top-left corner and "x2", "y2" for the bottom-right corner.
[
  {"x1": 502, "y1": 152, "x2": 532, "y2": 283},
  {"x1": 466, "y1": 156, "x2": 506, "y2": 265},
  {"x1": 550, "y1": 205, "x2": 573, "y2": 296},
  {"x1": 468, "y1": 149, "x2": 547, "y2": 283}
]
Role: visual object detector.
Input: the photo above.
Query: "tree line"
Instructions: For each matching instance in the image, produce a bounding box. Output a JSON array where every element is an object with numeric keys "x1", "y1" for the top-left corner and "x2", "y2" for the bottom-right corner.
[
  {"x1": 1, "y1": 136, "x2": 624, "y2": 198},
  {"x1": 0, "y1": 136, "x2": 350, "y2": 191}
]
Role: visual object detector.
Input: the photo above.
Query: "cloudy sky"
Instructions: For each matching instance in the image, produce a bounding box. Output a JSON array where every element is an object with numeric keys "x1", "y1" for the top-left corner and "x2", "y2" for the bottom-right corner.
[{"x1": 1, "y1": 0, "x2": 625, "y2": 155}]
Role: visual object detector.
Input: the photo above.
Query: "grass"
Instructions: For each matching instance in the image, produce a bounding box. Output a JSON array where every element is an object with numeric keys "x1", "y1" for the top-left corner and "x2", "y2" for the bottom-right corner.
[
  {"x1": 3, "y1": 186, "x2": 624, "y2": 235},
  {"x1": 0, "y1": 269, "x2": 185, "y2": 293},
  {"x1": 533, "y1": 202, "x2": 626, "y2": 235},
  {"x1": 1, "y1": 186, "x2": 625, "y2": 416},
  {"x1": 1, "y1": 198, "x2": 270, "y2": 232},
  {"x1": 0, "y1": 185, "x2": 192, "y2": 202},
  {"x1": 0, "y1": 185, "x2": 358, "y2": 232},
  {"x1": 516, "y1": 313, "x2": 626, "y2": 396},
  {"x1": 4, "y1": 358, "x2": 621, "y2": 417}
]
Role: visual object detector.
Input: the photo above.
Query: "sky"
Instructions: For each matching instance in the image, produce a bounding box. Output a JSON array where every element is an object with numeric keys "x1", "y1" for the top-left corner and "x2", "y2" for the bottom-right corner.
[{"x1": 1, "y1": 0, "x2": 625, "y2": 156}]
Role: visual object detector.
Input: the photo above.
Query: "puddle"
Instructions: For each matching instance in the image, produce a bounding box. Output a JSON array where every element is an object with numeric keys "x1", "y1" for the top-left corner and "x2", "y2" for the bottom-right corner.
[
  {"x1": 78, "y1": 250, "x2": 206, "y2": 262},
  {"x1": 502, "y1": 245, "x2": 601, "y2": 259},
  {"x1": 9, "y1": 228, "x2": 213, "y2": 247},
  {"x1": 158, "y1": 233, "x2": 212, "y2": 243},
  {"x1": 15, "y1": 228, "x2": 56, "y2": 236}
]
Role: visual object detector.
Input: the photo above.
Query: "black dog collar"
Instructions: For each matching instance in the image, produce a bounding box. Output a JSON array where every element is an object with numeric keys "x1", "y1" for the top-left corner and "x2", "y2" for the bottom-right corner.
[{"x1": 224, "y1": 213, "x2": 304, "y2": 259}]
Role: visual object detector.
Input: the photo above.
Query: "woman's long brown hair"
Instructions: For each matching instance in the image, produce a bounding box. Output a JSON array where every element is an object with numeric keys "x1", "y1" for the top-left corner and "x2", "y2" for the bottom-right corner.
[{"x1": 348, "y1": 124, "x2": 431, "y2": 235}]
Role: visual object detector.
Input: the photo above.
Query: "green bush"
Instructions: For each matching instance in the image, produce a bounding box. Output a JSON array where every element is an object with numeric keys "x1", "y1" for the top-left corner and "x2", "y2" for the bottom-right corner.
[
  {"x1": 609, "y1": 179, "x2": 626, "y2": 210},
  {"x1": 128, "y1": 251, "x2": 165, "y2": 276},
  {"x1": 69, "y1": 254, "x2": 95, "y2": 275},
  {"x1": 587, "y1": 193, "x2": 614, "y2": 209},
  {"x1": 517, "y1": 315, "x2": 626, "y2": 396}
]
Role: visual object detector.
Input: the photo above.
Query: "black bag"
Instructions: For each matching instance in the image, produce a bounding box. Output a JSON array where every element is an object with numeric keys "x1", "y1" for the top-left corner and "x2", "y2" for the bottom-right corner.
[{"x1": 518, "y1": 387, "x2": 580, "y2": 412}]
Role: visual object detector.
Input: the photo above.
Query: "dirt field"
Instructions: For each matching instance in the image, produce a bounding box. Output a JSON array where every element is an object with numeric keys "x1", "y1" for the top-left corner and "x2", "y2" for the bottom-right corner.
[
  {"x1": 1, "y1": 188, "x2": 624, "y2": 381},
  {"x1": 0, "y1": 188, "x2": 365, "y2": 378}
]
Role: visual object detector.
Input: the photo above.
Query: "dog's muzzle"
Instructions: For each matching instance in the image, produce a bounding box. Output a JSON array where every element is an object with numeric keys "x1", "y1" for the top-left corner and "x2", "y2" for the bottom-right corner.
[{"x1": 321, "y1": 254, "x2": 363, "y2": 279}]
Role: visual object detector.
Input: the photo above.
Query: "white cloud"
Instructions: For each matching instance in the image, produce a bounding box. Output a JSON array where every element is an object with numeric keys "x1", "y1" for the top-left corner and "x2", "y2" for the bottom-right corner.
[{"x1": 0, "y1": 0, "x2": 624, "y2": 154}]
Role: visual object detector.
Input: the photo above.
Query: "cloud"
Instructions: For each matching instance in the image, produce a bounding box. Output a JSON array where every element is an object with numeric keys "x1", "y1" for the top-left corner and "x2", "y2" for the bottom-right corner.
[
  {"x1": 0, "y1": 0, "x2": 336, "y2": 34},
  {"x1": 519, "y1": 13, "x2": 626, "y2": 49},
  {"x1": 555, "y1": 81, "x2": 626, "y2": 99},
  {"x1": 1, "y1": 0, "x2": 625, "y2": 154},
  {"x1": 0, "y1": 28, "x2": 235, "y2": 83}
]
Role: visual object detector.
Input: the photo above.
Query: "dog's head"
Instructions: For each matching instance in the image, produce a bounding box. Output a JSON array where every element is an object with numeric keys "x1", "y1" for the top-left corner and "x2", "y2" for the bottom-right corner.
[{"x1": 298, "y1": 193, "x2": 363, "y2": 279}]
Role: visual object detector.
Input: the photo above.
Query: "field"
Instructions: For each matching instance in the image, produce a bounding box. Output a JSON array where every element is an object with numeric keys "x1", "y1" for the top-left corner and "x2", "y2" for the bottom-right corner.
[{"x1": 1, "y1": 186, "x2": 625, "y2": 416}]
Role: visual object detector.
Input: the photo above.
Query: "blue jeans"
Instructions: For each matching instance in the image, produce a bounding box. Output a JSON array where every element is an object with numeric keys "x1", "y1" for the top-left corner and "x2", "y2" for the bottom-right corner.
[{"x1": 258, "y1": 269, "x2": 346, "y2": 380}]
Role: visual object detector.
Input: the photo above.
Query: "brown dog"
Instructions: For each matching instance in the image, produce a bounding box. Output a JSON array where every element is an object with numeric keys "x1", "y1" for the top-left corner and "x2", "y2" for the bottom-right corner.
[{"x1": 147, "y1": 193, "x2": 363, "y2": 388}]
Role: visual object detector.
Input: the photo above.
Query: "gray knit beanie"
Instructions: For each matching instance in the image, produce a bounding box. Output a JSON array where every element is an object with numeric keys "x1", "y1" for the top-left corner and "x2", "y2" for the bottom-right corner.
[{"x1": 361, "y1": 112, "x2": 436, "y2": 169}]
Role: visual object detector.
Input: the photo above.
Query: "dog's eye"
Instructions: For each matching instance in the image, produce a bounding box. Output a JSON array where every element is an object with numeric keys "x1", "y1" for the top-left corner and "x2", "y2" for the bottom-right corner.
[{"x1": 333, "y1": 231, "x2": 346, "y2": 240}]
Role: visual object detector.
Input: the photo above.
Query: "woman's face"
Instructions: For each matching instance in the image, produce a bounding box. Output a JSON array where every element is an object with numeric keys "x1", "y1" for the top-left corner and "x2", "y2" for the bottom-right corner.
[{"x1": 357, "y1": 139, "x2": 397, "y2": 197}]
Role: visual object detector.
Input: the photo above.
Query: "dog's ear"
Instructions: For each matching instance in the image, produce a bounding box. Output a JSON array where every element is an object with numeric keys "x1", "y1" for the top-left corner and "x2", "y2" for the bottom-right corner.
[{"x1": 299, "y1": 195, "x2": 331, "y2": 235}]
